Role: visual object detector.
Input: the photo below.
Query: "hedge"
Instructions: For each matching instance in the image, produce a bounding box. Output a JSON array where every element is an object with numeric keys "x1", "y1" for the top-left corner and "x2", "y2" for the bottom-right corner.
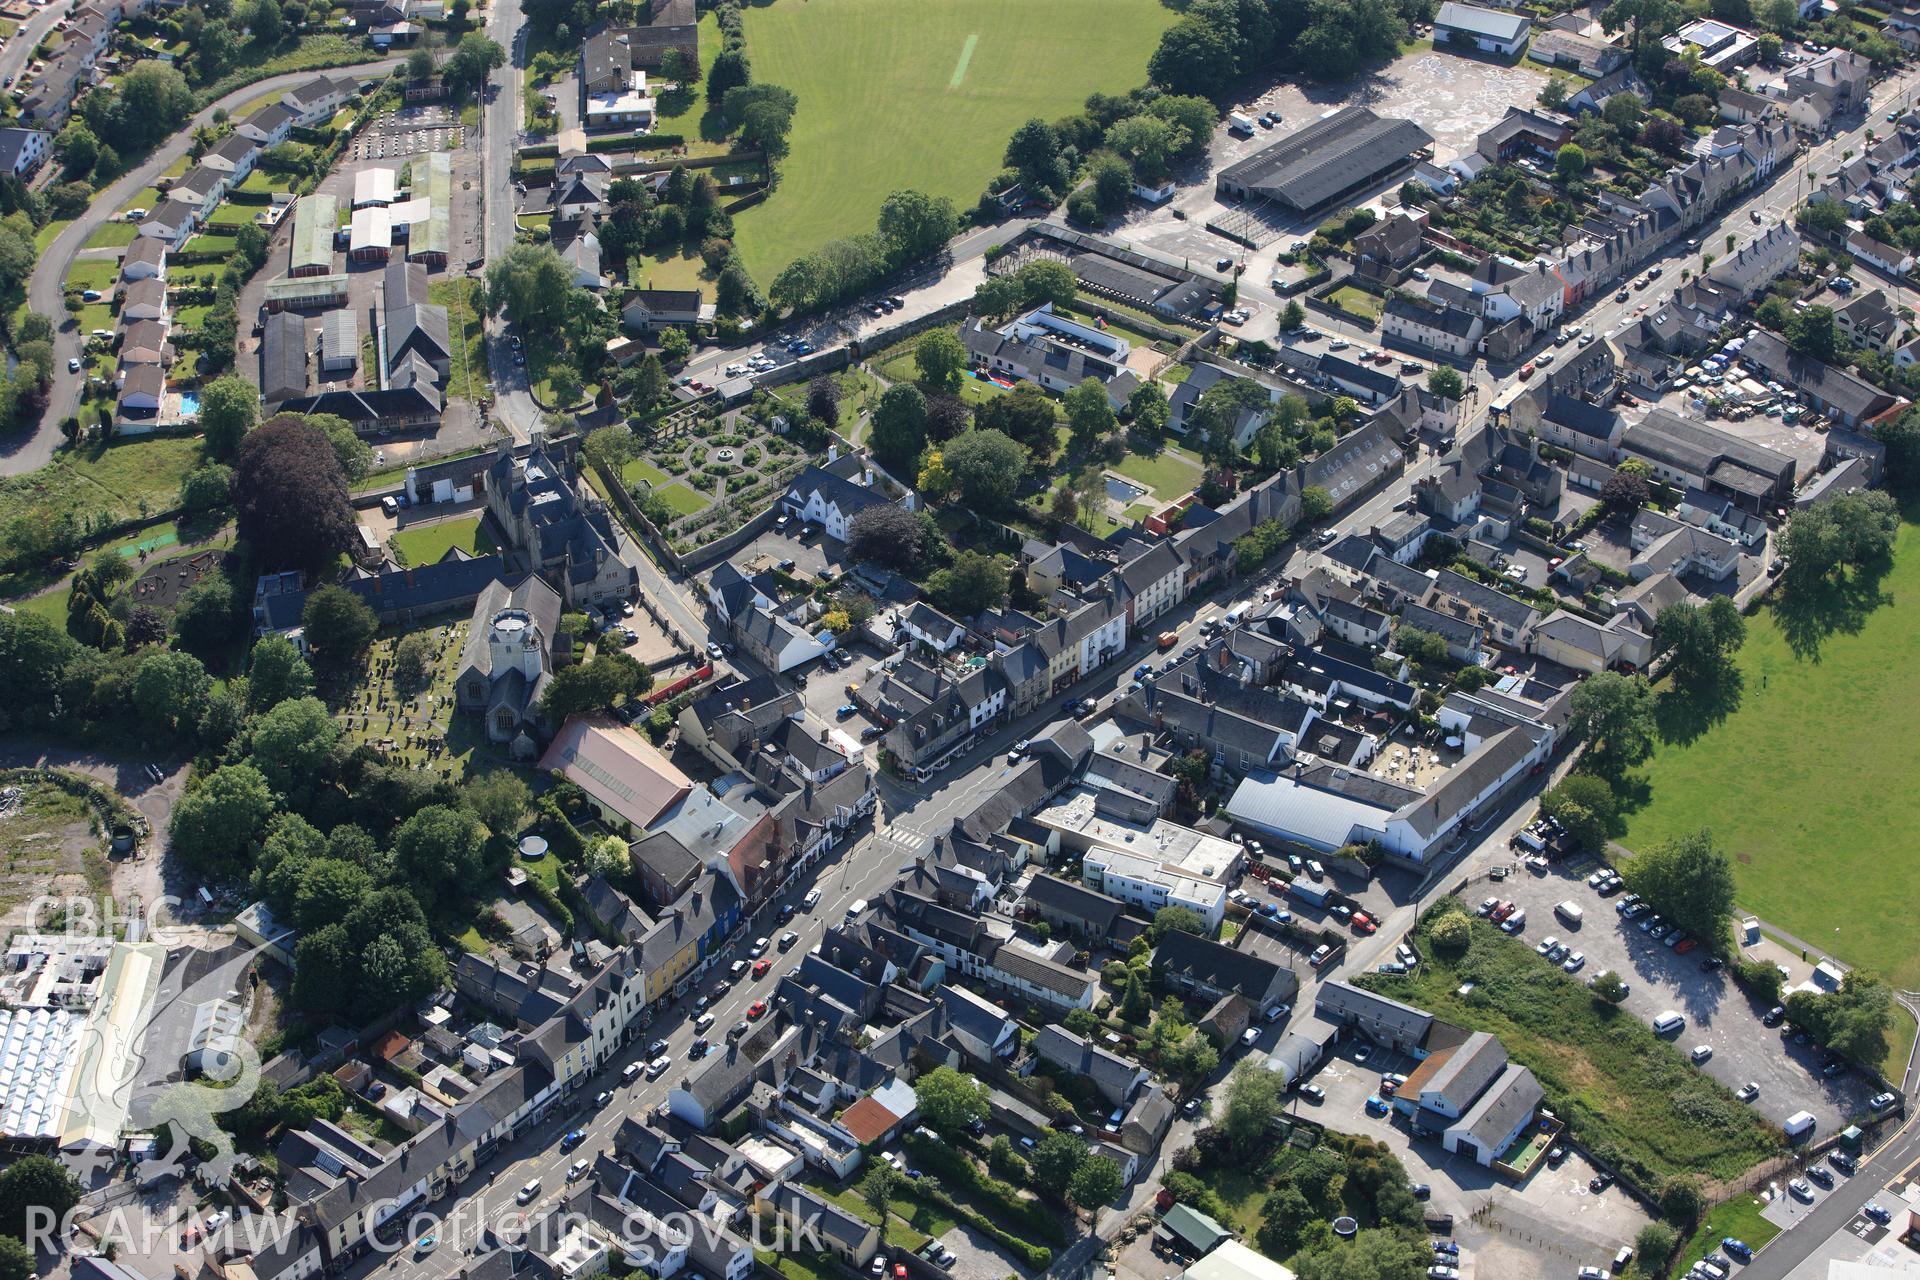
[
  {"x1": 901, "y1": 1132, "x2": 1065, "y2": 1245},
  {"x1": 587, "y1": 132, "x2": 684, "y2": 153},
  {"x1": 905, "y1": 1181, "x2": 1051, "y2": 1272},
  {"x1": 521, "y1": 142, "x2": 559, "y2": 159}
]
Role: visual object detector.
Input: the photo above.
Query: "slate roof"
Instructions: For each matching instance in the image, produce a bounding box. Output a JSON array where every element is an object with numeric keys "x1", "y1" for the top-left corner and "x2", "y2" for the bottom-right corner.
[
  {"x1": 260, "y1": 311, "x2": 308, "y2": 404},
  {"x1": 1153, "y1": 929, "x2": 1298, "y2": 1008},
  {"x1": 1024, "y1": 873, "x2": 1126, "y2": 935}
]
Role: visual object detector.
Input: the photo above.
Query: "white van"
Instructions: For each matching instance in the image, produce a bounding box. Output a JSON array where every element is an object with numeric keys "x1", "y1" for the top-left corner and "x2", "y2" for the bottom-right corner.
[
  {"x1": 1224, "y1": 605, "x2": 1247, "y2": 627},
  {"x1": 1784, "y1": 1111, "x2": 1817, "y2": 1140},
  {"x1": 1652, "y1": 1011, "x2": 1685, "y2": 1035},
  {"x1": 1554, "y1": 901, "x2": 1585, "y2": 926},
  {"x1": 1228, "y1": 112, "x2": 1255, "y2": 135},
  {"x1": 846, "y1": 898, "x2": 868, "y2": 919}
]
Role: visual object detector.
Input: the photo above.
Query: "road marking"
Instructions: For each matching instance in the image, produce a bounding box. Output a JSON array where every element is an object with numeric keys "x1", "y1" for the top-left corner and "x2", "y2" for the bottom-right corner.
[{"x1": 948, "y1": 34, "x2": 979, "y2": 88}]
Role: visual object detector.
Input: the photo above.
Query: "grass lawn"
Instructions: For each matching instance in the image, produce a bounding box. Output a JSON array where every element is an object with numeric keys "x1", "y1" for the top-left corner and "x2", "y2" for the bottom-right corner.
[
  {"x1": 65, "y1": 259, "x2": 120, "y2": 295},
  {"x1": 808, "y1": 1180, "x2": 931, "y2": 1251},
  {"x1": 651, "y1": 11, "x2": 725, "y2": 138},
  {"x1": 629, "y1": 250, "x2": 714, "y2": 301},
  {"x1": 1621, "y1": 516, "x2": 1920, "y2": 991},
  {"x1": 82, "y1": 221, "x2": 139, "y2": 250},
  {"x1": 734, "y1": 0, "x2": 1174, "y2": 283},
  {"x1": 12, "y1": 585, "x2": 69, "y2": 623},
  {"x1": 428, "y1": 278, "x2": 490, "y2": 402},
  {"x1": 652, "y1": 483, "x2": 709, "y2": 517},
  {"x1": 1111, "y1": 446, "x2": 1203, "y2": 501},
  {"x1": 1327, "y1": 284, "x2": 1385, "y2": 323},
  {"x1": 391, "y1": 514, "x2": 495, "y2": 566},
  {"x1": 1670, "y1": 1193, "x2": 1779, "y2": 1278},
  {"x1": 0, "y1": 437, "x2": 204, "y2": 535},
  {"x1": 622, "y1": 457, "x2": 673, "y2": 488},
  {"x1": 1358, "y1": 904, "x2": 1781, "y2": 1187}
]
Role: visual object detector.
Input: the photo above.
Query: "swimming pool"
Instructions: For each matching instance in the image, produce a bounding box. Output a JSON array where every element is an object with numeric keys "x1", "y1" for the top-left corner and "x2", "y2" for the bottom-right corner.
[
  {"x1": 179, "y1": 391, "x2": 202, "y2": 418},
  {"x1": 1104, "y1": 475, "x2": 1149, "y2": 505}
]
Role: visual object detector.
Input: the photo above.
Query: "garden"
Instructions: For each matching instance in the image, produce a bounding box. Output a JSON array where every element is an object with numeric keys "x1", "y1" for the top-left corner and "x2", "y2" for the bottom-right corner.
[
  {"x1": 331, "y1": 618, "x2": 485, "y2": 780},
  {"x1": 615, "y1": 408, "x2": 817, "y2": 554},
  {"x1": 1358, "y1": 900, "x2": 1781, "y2": 1189},
  {"x1": 390, "y1": 514, "x2": 496, "y2": 566}
]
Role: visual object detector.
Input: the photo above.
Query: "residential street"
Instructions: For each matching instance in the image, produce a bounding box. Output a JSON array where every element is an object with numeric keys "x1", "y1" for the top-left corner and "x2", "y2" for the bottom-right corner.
[{"x1": 4, "y1": 56, "x2": 404, "y2": 478}]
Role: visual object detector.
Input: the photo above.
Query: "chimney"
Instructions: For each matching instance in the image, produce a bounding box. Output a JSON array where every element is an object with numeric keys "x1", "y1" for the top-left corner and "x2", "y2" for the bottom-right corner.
[{"x1": 827, "y1": 444, "x2": 838, "y2": 463}]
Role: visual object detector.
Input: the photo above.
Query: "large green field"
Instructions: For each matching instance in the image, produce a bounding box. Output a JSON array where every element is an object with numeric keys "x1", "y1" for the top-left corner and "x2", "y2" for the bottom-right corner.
[
  {"x1": 1622, "y1": 517, "x2": 1920, "y2": 991},
  {"x1": 733, "y1": 0, "x2": 1174, "y2": 283}
]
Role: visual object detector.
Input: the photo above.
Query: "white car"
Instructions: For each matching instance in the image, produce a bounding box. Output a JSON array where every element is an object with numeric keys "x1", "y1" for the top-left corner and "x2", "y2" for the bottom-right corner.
[
  {"x1": 567, "y1": 1159, "x2": 590, "y2": 1182},
  {"x1": 1562, "y1": 951, "x2": 1585, "y2": 973},
  {"x1": 516, "y1": 1178, "x2": 541, "y2": 1205},
  {"x1": 1690, "y1": 1045, "x2": 1713, "y2": 1063}
]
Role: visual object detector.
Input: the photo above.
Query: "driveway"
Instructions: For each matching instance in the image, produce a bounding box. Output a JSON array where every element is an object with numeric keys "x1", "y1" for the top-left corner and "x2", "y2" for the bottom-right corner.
[{"x1": 1487, "y1": 865, "x2": 1879, "y2": 1132}]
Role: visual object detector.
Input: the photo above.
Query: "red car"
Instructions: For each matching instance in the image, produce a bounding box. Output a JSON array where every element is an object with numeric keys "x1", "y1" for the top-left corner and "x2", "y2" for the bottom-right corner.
[
  {"x1": 1490, "y1": 901, "x2": 1516, "y2": 923},
  {"x1": 1520, "y1": 362, "x2": 1536, "y2": 377},
  {"x1": 751, "y1": 958, "x2": 771, "y2": 978},
  {"x1": 747, "y1": 999, "x2": 768, "y2": 1019},
  {"x1": 1351, "y1": 912, "x2": 1378, "y2": 934}
]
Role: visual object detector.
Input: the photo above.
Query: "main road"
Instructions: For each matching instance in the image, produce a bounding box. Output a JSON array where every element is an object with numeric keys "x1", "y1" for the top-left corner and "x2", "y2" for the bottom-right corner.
[{"x1": 4, "y1": 56, "x2": 404, "y2": 477}]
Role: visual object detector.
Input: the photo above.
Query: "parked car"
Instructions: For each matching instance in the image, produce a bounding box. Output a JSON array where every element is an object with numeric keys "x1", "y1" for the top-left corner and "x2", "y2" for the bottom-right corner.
[
  {"x1": 1736, "y1": 1082, "x2": 1759, "y2": 1102},
  {"x1": 1295, "y1": 1083, "x2": 1325, "y2": 1103}
]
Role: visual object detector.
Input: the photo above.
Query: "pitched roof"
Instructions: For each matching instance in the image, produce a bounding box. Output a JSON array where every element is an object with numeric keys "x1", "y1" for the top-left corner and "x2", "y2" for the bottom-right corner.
[
  {"x1": 538, "y1": 715, "x2": 693, "y2": 828},
  {"x1": 1217, "y1": 105, "x2": 1434, "y2": 210}
]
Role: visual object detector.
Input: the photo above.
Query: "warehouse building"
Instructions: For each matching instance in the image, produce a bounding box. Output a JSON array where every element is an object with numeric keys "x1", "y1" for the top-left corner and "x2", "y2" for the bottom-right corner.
[{"x1": 1215, "y1": 106, "x2": 1433, "y2": 215}]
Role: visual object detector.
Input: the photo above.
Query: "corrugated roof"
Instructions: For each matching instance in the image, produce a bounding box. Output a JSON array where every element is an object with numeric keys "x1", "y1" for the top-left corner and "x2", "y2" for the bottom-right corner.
[{"x1": 291, "y1": 194, "x2": 337, "y2": 273}]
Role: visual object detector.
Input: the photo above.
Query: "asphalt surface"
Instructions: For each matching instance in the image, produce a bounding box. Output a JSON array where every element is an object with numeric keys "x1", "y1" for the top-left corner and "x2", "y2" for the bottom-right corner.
[{"x1": 4, "y1": 56, "x2": 404, "y2": 477}]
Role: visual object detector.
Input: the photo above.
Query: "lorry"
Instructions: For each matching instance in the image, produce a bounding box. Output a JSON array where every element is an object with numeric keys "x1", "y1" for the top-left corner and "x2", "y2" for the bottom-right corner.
[
  {"x1": 1289, "y1": 880, "x2": 1334, "y2": 909},
  {"x1": 1229, "y1": 112, "x2": 1256, "y2": 135}
]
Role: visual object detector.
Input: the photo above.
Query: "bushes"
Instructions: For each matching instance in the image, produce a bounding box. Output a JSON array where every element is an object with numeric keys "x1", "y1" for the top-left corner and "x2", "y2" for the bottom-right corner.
[
  {"x1": 588, "y1": 132, "x2": 685, "y2": 153},
  {"x1": 901, "y1": 1132, "x2": 1064, "y2": 1245}
]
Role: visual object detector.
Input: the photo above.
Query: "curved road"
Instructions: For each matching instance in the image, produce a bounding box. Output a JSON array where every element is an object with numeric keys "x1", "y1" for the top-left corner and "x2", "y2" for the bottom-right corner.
[{"x1": 2, "y1": 55, "x2": 403, "y2": 476}]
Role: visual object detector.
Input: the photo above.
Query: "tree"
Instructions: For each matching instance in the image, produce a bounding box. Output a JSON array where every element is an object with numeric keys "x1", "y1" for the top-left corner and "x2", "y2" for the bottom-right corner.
[
  {"x1": 1013, "y1": 258, "x2": 1078, "y2": 311},
  {"x1": 301, "y1": 586, "x2": 377, "y2": 670},
  {"x1": 1658, "y1": 1176, "x2": 1705, "y2": 1225},
  {"x1": 1655, "y1": 597, "x2": 1746, "y2": 688},
  {"x1": 0, "y1": 1233, "x2": 31, "y2": 1280},
  {"x1": 1427, "y1": 366, "x2": 1464, "y2": 399},
  {"x1": 869, "y1": 383, "x2": 927, "y2": 470},
  {"x1": 1785, "y1": 304, "x2": 1837, "y2": 363},
  {"x1": 1636, "y1": 1223, "x2": 1679, "y2": 1270},
  {"x1": 877, "y1": 189, "x2": 958, "y2": 266},
  {"x1": 914, "y1": 328, "x2": 967, "y2": 395},
  {"x1": 722, "y1": 82, "x2": 798, "y2": 159},
  {"x1": 915, "y1": 1066, "x2": 988, "y2": 1133},
  {"x1": 248, "y1": 633, "x2": 314, "y2": 710},
  {"x1": 169, "y1": 763, "x2": 275, "y2": 880},
  {"x1": 391, "y1": 804, "x2": 487, "y2": 913},
  {"x1": 199, "y1": 376, "x2": 257, "y2": 458},
  {"x1": 1106, "y1": 114, "x2": 1184, "y2": 180},
  {"x1": 928, "y1": 551, "x2": 1008, "y2": 616},
  {"x1": 1028, "y1": 1132, "x2": 1086, "y2": 1204},
  {"x1": 1599, "y1": 466, "x2": 1650, "y2": 517},
  {"x1": 1070, "y1": 1156, "x2": 1122, "y2": 1210},
  {"x1": 486, "y1": 242, "x2": 575, "y2": 336},
  {"x1": 848, "y1": 504, "x2": 926, "y2": 570},
  {"x1": 975, "y1": 383, "x2": 1059, "y2": 462},
  {"x1": 1119, "y1": 968, "x2": 1151, "y2": 1022},
  {"x1": 1540, "y1": 774, "x2": 1618, "y2": 852},
  {"x1": 235, "y1": 418, "x2": 356, "y2": 573},
  {"x1": 1538, "y1": 74, "x2": 1572, "y2": 112},
  {"x1": 1004, "y1": 117, "x2": 1066, "y2": 193},
  {"x1": 941, "y1": 428, "x2": 1028, "y2": 511},
  {"x1": 1148, "y1": 15, "x2": 1237, "y2": 97},
  {"x1": 1568, "y1": 671, "x2": 1657, "y2": 774},
  {"x1": 1126, "y1": 381, "x2": 1170, "y2": 451},
  {"x1": 1590, "y1": 969, "x2": 1629, "y2": 1003},
  {"x1": 291, "y1": 858, "x2": 372, "y2": 932},
  {"x1": 132, "y1": 649, "x2": 211, "y2": 737},
  {"x1": 179, "y1": 462, "x2": 234, "y2": 513},
  {"x1": 0, "y1": 1155, "x2": 81, "y2": 1244},
  {"x1": 1089, "y1": 153, "x2": 1132, "y2": 213},
  {"x1": 1280, "y1": 298, "x2": 1306, "y2": 331},
  {"x1": 1428, "y1": 909, "x2": 1471, "y2": 955},
  {"x1": 406, "y1": 48, "x2": 435, "y2": 80},
  {"x1": 860, "y1": 1162, "x2": 897, "y2": 1226},
  {"x1": 805, "y1": 376, "x2": 842, "y2": 427},
  {"x1": 1191, "y1": 377, "x2": 1270, "y2": 466},
  {"x1": 462, "y1": 769, "x2": 531, "y2": 838},
  {"x1": 1780, "y1": 489, "x2": 1900, "y2": 585},
  {"x1": 925, "y1": 393, "x2": 968, "y2": 444},
  {"x1": 1151, "y1": 905, "x2": 1208, "y2": 941},
  {"x1": 1623, "y1": 827, "x2": 1736, "y2": 947},
  {"x1": 1257, "y1": 1185, "x2": 1318, "y2": 1260},
  {"x1": 1220, "y1": 1060, "x2": 1287, "y2": 1152},
  {"x1": 248, "y1": 696, "x2": 340, "y2": 799},
  {"x1": 1556, "y1": 143, "x2": 1588, "y2": 181},
  {"x1": 539, "y1": 650, "x2": 653, "y2": 722},
  {"x1": 173, "y1": 574, "x2": 240, "y2": 655},
  {"x1": 443, "y1": 33, "x2": 505, "y2": 91},
  {"x1": 54, "y1": 122, "x2": 99, "y2": 178},
  {"x1": 1063, "y1": 377, "x2": 1117, "y2": 450},
  {"x1": 1756, "y1": 30, "x2": 1783, "y2": 61}
]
